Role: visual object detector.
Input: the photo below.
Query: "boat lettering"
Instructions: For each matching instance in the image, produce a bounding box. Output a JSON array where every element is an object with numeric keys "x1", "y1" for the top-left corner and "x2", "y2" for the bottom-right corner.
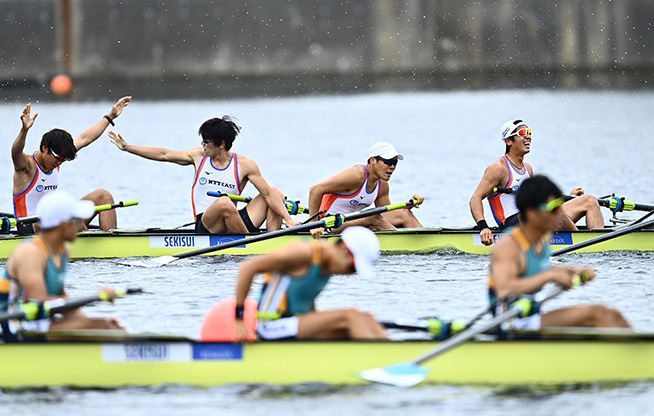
[
  {"x1": 163, "y1": 236, "x2": 195, "y2": 247},
  {"x1": 551, "y1": 232, "x2": 573, "y2": 245},
  {"x1": 192, "y1": 344, "x2": 243, "y2": 360},
  {"x1": 123, "y1": 343, "x2": 169, "y2": 361}
]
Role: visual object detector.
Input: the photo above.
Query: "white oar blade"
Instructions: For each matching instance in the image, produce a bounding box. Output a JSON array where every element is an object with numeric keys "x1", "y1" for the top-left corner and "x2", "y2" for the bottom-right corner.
[
  {"x1": 117, "y1": 256, "x2": 177, "y2": 268},
  {"x1": 359, "y1": 363, "x2": 428, "y2": 388}
]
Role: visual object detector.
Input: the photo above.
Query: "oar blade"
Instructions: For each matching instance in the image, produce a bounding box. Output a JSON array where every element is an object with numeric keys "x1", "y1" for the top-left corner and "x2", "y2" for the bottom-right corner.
[
  {"x1": 359, "y1": 363, "x2": 428, "y2": 388},
  {"x1": 118, "y1": 256, "x2": 177, "y2": 267}
]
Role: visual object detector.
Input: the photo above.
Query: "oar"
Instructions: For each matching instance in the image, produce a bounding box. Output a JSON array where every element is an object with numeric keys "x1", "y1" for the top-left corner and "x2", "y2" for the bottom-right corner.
[
  {"x1": 360, "y1": 275, "x2": 590, "y2": 387},
  {"x1": 380, "y1": 318, "x2": 466, "y2": 340},
  {"x1": 121, "y1": 199, "x2": 418, "y2": 267},
  {"x1": 207, "y1": 191, "x2": 308, "y2": 215},
  {"x1": 0, "y1": 288, "x2": 143, "y2": 323},
  {"x1": 7, "y1": 200, "x2": 139, "y2": 229},
  {"x1": 552, "y1": 215, "x2": 654, "y2": 255},
  {"x1": 494, "y1": 187, "x2": 654, "y2": 213}
]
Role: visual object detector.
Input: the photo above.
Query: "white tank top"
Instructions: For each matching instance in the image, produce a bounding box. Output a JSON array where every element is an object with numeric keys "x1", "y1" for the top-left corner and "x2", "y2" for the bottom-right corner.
[
  {"x1": 191, "y1": 154, "x2": 242, "y2": 217},
  {"x1": 13, "y1": 154, "x2": 60, "y2": 217},
  {"x1": 319, "y1": 165, "x2": 380, "y2": 214},
  {"x1": 488, "y1": 156, "x2": 532, "y2": 225}
]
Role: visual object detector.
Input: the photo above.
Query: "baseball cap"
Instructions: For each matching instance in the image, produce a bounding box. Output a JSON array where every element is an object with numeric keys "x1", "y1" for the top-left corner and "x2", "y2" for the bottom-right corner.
[
  {"x1": 36, "y1": 190, "x2": 95, "y2": 229},
  {"x1": 341, "y1": 226, "x2": 380, "y2": 279},
  {"x1": 368, "y1": 142, "x2": 404, "y2": 160},
  {"x1": 500, "y1": 119, "x2": 527, "y2": 140}
]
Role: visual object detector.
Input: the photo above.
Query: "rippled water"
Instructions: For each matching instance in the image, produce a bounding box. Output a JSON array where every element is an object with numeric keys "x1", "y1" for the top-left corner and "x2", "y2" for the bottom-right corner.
[{"x1": 0, "y1": 90, "x2": 653, "y2": 415}]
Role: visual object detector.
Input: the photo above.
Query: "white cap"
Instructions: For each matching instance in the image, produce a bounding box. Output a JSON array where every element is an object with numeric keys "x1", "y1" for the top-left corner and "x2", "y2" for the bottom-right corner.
[
  {"x1": 500, "y1": 119, "x2": 527, "y2": 140},
  {"x1": 36, "y1": 190, "x2": 95, "y2": 229},
  {"x1": 341, "y1": 226, "x2": 380, "y2": 279},
  {"x1": 367, "y1": 142, "x2": 404, "y2": 160}
]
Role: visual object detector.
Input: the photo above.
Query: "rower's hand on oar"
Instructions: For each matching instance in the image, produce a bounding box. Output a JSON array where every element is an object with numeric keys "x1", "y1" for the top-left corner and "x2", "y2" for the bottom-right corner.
[
  {"x1": 98, "y1": 287, "x2": 120, "y2": 303},
  {"x1": 480, "y1": 227, "x2": 494, "y2": 246},
  {"x1": 409, "y1": 194, "x2": 425, "y2": 208},
  {"x1": 234, "y1": 319, "x2": 257, "y2": 342},
  {"x1": 310, "y1": 227, "x2": 325, "y2": 239},
  {"x1": 108, "y1": 131, "x2": 128, "y2": 151}
]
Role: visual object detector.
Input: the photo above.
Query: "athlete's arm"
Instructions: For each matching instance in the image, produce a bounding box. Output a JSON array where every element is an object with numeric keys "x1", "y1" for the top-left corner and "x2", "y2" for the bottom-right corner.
[
  {"x1": 241, "y1": 157, "x2": 298, "y2": 226},
  {"x1": 108, "y1": 131, "x2": 197, "y2": 165},
  {"x1": 7, "y1": 243, "x2": 53, "y2": 302},
  {"x1": 308, "y1": 166, "x2": 366, "y2": 218},
  {"x1": 12, "y1": 104, "x2": 38, "y2": 173},
  {"x1": 74, "y1": 96, "x2": 132, "y2": 151}
]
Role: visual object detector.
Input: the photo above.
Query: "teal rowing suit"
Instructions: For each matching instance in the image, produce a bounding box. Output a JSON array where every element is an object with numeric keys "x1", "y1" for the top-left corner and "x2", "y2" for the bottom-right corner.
[
  {"x1": 488, "y1": 227, "x2": 551, "y2": 314},
  {"x1": 0, "y1": 235, "x2": 67, "y2": 311},
  {"x1": 258, "y1": 240, "x2": 329, "y2": 319}
]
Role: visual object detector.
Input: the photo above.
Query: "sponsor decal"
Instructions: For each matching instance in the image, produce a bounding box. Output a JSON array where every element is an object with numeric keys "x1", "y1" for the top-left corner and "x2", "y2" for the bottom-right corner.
[
  {"x1": 206, "y1": 180, "x2": 236, "y2": 189},
  {"x1": 36, "y1": 184, "x2": 58, "y2": 192},
  {"x1": 348, "y1": 200, "x2": 371, "y2": 208},
  {"x1": 199, "y1": 177, "x2": 207, "y2": 185},
  {"x1": 550, "y1": 232, "x2": 573, "y2": 245},
  {"x1": 150, "y1": 235, "x2": 247, "y2": 249},
  {"x1": 102, "y1": 342, "x2": 243, "y2": 362}
]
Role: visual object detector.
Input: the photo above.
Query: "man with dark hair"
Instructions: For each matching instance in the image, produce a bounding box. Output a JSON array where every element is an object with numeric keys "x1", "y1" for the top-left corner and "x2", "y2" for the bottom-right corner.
[
  {"x1": 308, "y1": 141, "x2": 424, "y2": 238},
  {"x1": 488, "y1": 174, "x2": 631, "y2": 331},
  {"x1": 12, "y1": 97, "x2": 132, "y2": 235},
  {"x1": 470, "y1": 119, "x2": 604, "y2": 246},
  {"x1": 109, "y1": 116, "x2": 299, "y2": 234}
]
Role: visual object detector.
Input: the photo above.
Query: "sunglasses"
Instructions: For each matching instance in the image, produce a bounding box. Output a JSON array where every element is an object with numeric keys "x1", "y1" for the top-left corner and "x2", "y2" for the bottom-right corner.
[
  {"x1": 536, "y1": 197, "x2": 565, "y2": 212},
  {"x1": 375, "y1": 156, "x2": 398, "y2": 167},
  {"x1": 512, "y1": 128, "x2": 532, "y2": 137},
  {"x1": 49, "y1": 147, "x2": 66, "y2": 162}
]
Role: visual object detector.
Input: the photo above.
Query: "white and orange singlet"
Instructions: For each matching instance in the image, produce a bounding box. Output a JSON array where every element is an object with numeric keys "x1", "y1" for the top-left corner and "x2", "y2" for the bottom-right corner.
[
  {"x1": 488, "y1": 156, "x2": 532, "y2": 227},
  {"x1": 319, "y1": 165, "x2": 380, "y2": 215},
  {"x1": 13, "y1": 155, "x2": 59, "y2": 218}
]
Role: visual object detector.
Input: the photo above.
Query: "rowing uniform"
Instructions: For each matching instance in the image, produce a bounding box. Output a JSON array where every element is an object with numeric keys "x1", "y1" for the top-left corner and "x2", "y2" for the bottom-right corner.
[
  {"x1": 319, "y1": 165, "x2": 380, "y2": 214},
  {"x1": 488, "y1": 227, "x2": 551, "y2": 331},
  {"x1": 0, "y1": 236, "x2": 67, "y2": 339},
  {"x1": 13, "y1": 154, "x2": 59, "y2": 235},
  {"x1": 191, "y1": 153, "x2": 258, "y2": 233},
  {"x1": 255, "y1": 240, "x2": 328, "y2": 340},
  {"x1": 487, "y1": 156, "x2": 531, "y2": 228}
]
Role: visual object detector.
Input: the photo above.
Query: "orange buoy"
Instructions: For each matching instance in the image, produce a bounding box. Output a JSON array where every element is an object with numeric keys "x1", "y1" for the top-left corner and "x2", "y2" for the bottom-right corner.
[
  {"x1": 50, "y1": 74, "x2": 73, "y2": 96},
  {"x1": 200, "y1": 298, "x2": 258, "y2": 341}
]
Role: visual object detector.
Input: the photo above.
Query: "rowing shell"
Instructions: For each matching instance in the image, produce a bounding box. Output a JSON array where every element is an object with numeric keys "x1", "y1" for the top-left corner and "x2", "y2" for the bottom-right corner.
[
  {"x1": 1, "y1": 328, "x2": 652, "y2": 388},
  {"x1": 2, "y1": 227, "x2": 654, "y2": 260}
]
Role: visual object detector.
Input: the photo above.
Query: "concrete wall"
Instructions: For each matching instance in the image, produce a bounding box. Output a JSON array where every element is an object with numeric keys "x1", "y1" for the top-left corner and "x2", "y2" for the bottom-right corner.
[{"x1": 1, "y1": 0, "x2": 654, "y2": 101}]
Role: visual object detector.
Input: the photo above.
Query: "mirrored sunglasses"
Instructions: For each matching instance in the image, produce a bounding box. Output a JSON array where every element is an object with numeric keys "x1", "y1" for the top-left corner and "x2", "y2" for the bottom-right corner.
[
  {"x1": 49, "y1": 147, "x2": 67, "y2": 162},
  {"x1": 513, "y1": 128, "x2": 532, "y2": 137},
  {"x1": 375, "y1": 156, "x2": 398, "y2": 167}
]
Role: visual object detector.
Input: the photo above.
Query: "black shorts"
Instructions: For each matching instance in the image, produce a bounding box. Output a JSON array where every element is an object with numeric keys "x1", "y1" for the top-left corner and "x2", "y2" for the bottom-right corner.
[
  {"x1": 498, "y1": 213, "x2": 520, "y2": 230},
  {"x1": 17, "y1": 223, "x2": 35, "y2": 236},
  {"x1": 195, "y1": 208, "x2": 259, "y2": 234}
]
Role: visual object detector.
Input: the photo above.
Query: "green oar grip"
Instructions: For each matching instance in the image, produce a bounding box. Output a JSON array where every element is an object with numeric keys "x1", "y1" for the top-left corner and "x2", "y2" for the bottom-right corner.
[
  {"x1": 95, "y1": 200, "x2": 139, "y2": 212},
  {"x1": 206, "y1": 191, "x2": 252, "y2": 203}
]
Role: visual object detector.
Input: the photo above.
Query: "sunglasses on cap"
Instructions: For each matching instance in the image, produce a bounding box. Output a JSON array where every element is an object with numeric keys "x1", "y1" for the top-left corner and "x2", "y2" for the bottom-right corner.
[
  {"x1": 374, "y1": 156, "x2": 398, "y2": 167},
  {"x1": 536, "y1": 197, "x2": 565, "y2": 212},
  {"x1": 512, "y1": 128, "x2": 532, "y2": 137},
  {"x1": 49, "y1": 147, "x2": 67, "y2": 162}
]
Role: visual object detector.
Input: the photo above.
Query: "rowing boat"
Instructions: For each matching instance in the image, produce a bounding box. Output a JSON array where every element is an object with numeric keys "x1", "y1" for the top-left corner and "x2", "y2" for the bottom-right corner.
[
  {"x1": 2, "y1": 226, "x2": 654, "y2": 259},
  {"x1": 2, "y1": 328, "x2": 652, "y2": 388}
]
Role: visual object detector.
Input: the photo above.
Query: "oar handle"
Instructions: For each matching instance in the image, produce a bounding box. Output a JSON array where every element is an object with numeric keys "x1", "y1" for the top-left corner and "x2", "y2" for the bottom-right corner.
[
  {"x1": 0, "y1": 288, "x2": 142, "y2": 323},
  {"x1": 207, "y1": 191, "x2": 252, "y2": 203},
  {"x1": 6, "y1": 201, "x2": 139, "y2": 229},
  {"x1": 171, "y1": 198, "x2": 417, "y2": 260},
  {"x1": 94, "y1": 200, "x2": 139, "y2": 212}
]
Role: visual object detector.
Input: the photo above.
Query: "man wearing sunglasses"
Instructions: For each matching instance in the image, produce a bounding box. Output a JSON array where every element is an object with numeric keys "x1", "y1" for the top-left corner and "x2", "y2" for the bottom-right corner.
[
  {"x1": 11, "y1": 97, "x2": 132, "y2": 235},
  {"x1": 470, "y1": 119, "x2": 603, "y2": 246},
  {"x1": 488, "y1": 175, "x2": 630, "y2": 331},
  {"x1": 109, "y1": 116, "x2": 299, "y2": 234},
  {"x1": 308, "y1": 141, "x2": 424, "y2": 238}
]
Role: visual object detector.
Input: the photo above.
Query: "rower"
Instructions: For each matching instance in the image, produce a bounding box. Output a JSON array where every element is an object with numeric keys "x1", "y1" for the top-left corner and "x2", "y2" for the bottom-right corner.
[
  {"x1": 109, "y1": 116, "x2": 299, "y2": 234},
  {"x1": 11, "y1": 97, "x2": 132, "y2": 235},
  {"x1": 488, "y1": 174, "x2": 630, "y2": 332},
  {"x1": 1, "y1": 190, "x2": 123, "y2": 341},
  {"x1": 308, "y1": 141, "x2": 425, "y2": 239},
  {"x1": 223, "y1": 226, "x2": 388, "y2": 341},
  {"x1": 469, "y1": 119, "x2": 604, "y2": 246}
]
